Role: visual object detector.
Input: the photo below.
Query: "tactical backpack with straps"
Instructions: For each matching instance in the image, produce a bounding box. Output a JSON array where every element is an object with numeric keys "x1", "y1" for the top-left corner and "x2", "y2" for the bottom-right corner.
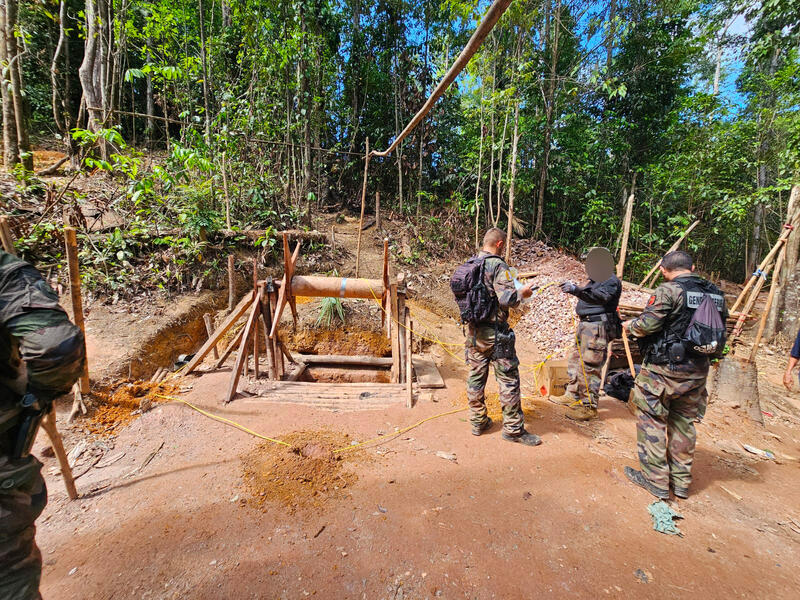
[
  {"x1": 641, "y1": 277, "x2": 726, "y2": 365},
  {"x1": 450, "y1": 255, "x2": 497, "y2": 325}
]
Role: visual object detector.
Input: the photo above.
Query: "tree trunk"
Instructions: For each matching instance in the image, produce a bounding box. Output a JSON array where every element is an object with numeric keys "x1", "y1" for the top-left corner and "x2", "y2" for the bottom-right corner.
[
  {"x1": 146, "y1": 36, "x2": 155, "y2": 145},
  {"x1": 504, "y1": 101, "x2": 520, "y2": 264},
  {"x1": 494, "y1": 106, "x2": 509, "y2": 227},
  {"x1": 393, "y1": 53, "x2": 404, "y2": 213},
  {"x1": 764, "y1": 184, "x2": 800, "y2": 340},
  {"x1": 606, "y1": 0, "x2": 615, "y2": 71},
  {"x1": 713, "y1": 18, "x2": 733, "y2": 96},
  {"x1": 79, "y1": 0, "x2": 102, "y2": 133},
  {"x1": 474, "y1": 86, "x2": 485, "y2": 249},
  {"x1": 0, "y1": 1, "x2": 20, "y2": 168},
  {"x1": 5, "y1": 0, "x2": 32, "y2": 170},
  {"x1": 51, "y1": 0, "x2": 67, "y2": 136},
  {"x1": 535, "y1": 0, "x2": 561, "y2": 237},
  {"x1": 198, "y1": 0, "x2": 211, "y2": 144}
]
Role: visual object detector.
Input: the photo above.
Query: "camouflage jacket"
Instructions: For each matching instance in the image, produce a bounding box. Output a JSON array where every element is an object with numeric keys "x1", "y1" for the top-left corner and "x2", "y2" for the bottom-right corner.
[
  {"x1": 628, "y1": 273, "x2": 728, "y2": 379},
  {"x1": 465, "y1": 251, "x2": 520, "y2": 347},
  {"x1": 0, "y1": 251, "x2": 85, "y2": 411}
]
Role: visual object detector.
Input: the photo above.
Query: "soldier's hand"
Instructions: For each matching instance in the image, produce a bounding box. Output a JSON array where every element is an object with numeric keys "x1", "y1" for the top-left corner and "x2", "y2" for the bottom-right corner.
[
  {"x1": 560, "y1": 281, "x2": 577, "y2": 294},
  {"x1": 784, "y1": 369, "x2": 795, "y2": 391},
  {"x1": 520, "y1": 281, "x2": 537, "y2": 299}
]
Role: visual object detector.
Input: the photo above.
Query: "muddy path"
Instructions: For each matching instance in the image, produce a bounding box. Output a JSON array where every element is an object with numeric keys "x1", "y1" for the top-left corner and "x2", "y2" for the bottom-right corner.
[{"x1": 35, "y1": 218, "x2": 800, "y2": 599}]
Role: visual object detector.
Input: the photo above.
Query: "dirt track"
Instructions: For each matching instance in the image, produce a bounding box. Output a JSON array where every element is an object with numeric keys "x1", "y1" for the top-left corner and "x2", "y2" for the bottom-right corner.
[{"x1": 35, "y1": 221, "x2": 800, "y2": 599}]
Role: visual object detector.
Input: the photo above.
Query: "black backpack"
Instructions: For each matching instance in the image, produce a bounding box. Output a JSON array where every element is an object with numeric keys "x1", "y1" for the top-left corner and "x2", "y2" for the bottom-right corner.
[
  {"x1": 450, "y1": 256, "x2": 497, "y2": 325},
  {"x1": 682, "y1": 291, "x2": 726, "y2": 356}
]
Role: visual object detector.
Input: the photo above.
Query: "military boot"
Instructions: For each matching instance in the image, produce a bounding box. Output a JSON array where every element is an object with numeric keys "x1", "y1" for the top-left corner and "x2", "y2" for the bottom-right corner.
[
  {"x1": 501, "y1": 429, "x2": 542, "y2": 446},
  {"x1": 565, "y1": 404, "x2": 598, "y2": 421},
  {"x1": 671, "y1": 484, "x2": 689, "y2": 499},
  {"x1": 625, "y1": 466, "x2": 669, "y2": 500},
  {"x1": 471, "y1": 417, "x2": 493, "y2": 437},
  {"x1": 548, "y1": 393, "x2": 578, "y2": 407}
]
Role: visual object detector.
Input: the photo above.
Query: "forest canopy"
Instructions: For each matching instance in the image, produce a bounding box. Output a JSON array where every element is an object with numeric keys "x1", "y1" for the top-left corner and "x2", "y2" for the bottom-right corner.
[{"x1": 1, "y1": 0, "x2": 799, "y2": 290}]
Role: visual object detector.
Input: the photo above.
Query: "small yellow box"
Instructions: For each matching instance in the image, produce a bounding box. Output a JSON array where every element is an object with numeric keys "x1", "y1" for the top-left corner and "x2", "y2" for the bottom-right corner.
[{"x1": 537, "y1": 358, "x2": 569, "y2": 397}]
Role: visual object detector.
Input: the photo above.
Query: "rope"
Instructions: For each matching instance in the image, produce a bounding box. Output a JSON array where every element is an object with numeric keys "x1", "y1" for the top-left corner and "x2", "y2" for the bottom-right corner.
[{"x1": 156, "y1": 393, "x2": 466, "y2": 453}]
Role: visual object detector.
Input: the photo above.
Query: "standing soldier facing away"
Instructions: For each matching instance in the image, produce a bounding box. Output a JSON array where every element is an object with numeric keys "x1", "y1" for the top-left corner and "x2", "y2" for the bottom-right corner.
[
  {"x1": 451, "y1": 228, "x2": 541, "y2": 446},
  {"x1": 623, "y1": 251, "x2": 727, "y2": 500},
  {"x1": 1, "y1": 249, "x2": 86, "y2": 600},
  {"x1": 550, "y1": 247, "x2": 622, "y2": 421}
]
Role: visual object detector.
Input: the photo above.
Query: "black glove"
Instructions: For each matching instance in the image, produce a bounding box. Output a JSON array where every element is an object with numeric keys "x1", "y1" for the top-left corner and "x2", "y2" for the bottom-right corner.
[{"x1": 560, "y1": 281, "x2": 578, "y2": 295}]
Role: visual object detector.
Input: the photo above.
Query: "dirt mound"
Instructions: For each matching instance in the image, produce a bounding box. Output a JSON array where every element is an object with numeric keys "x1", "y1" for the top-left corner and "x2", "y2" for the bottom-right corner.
[
  {"x1": 511, "y1": 239, "x2": 652, "y2": 357},
  {"x1": 241, "y1": 430, "x2": 359, "y2": 512},
  {"x1": 282, "y1": 328, "x2": 391, "y2": 356},
  {"x1": 87, "y1": 380, "x2": 178, "y2": 436}
]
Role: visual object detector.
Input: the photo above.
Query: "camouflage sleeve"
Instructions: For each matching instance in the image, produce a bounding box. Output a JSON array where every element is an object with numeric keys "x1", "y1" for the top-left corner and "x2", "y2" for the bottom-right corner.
[
  {"x1": 488, "y1": 260, "x2": 520, "y2": 309},
  {"x1": 0, "y1": 255, "x2": 85, "y2": 400},
  {"x1": 628, "y1": 283, "x2": 679, "y2": 338}
]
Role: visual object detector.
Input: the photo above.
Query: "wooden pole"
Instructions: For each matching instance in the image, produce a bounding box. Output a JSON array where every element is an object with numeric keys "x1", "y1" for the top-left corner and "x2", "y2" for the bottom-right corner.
[
  {"x1": 390, "y1": 282, "x2": 400, "y2": 383},
  {"x1": 0, "y1": 216, "x2": 16, "y2": 254},
  {"x1": 375, "y1": 190, "x2": 381, "y2": 230},
  {"x1": 227, "y1": 255, "x2": 235, "y2": 312},
  {"x1": 64, "y1": 228, "x2": 90, "y2": 395},
  {"x1": 355, "y1": 137, "x2": 370, "y2": 277},
  {"x1": 731, "y1": 257, "x2": 777, "y2": 341},
  {"x1": 40, "y1": 406, "x2": 78, "y2": 500},
  {"x1": 748, "y1": 246, "x2": 786, "y2": 362},
  {"x1": 397, "y1": 274, "x2": 407, "y2": 383},
  {"x1": 616, "y1": 173, "x2": 637, "y2": 279},
  {"x1": 621, "y1": 329, "x2": 636, "y2": 378},
  {"x1": 225, "y1": 290, "x2": 263, "y2": 403},
  {"x1": 639, "y1": 219, "x2": 701, "y2": 287},
  {"x1": 185, "y1": 291, "x2": 254, "y2": 374},
  {"x1": 405, "y1": 308, "x2": 413, "y2": 408},
  {"x1": 371, "y1": 0, "x2": 514, "y2": 159},
  {"x1": 203, "y1": 313, "x2": 218, "y2": 359},
  {"x1": 252, "y1": 259, "x2": 259, "y2": 379},
  {"x1": 731, "y1": 231, "x2": 791, "y2": 313}
]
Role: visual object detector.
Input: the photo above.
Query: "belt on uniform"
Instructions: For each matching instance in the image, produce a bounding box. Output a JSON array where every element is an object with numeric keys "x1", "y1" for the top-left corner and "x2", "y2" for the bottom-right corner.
[{"x1": 579, "y1": 313, "x2": 615, "y2": 323}]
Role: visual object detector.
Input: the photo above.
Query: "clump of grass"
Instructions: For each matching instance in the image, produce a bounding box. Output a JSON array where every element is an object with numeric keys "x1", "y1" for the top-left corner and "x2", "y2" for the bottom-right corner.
[{"x1": 316, "y1": 297, "x2": 346, "y2": 328}]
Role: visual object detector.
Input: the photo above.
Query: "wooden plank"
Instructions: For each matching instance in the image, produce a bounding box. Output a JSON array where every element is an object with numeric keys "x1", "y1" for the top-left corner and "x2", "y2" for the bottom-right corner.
[
  {"x1": 286, "y1": 362, "x2": 308, "y2": 382},
  {"x1": 224, "y1": 291, "x2": 262, "y2": 403},
  {"x1": 412, "y1": 357, "x2": 445, "y2": 389},
  {"x1": 295, "y1": 354, "x2": 392, "y2": 366},
  {"x1": 397, "y1": 275, "x2": 407, "y2": 384},
  {"x1": 390, "y1": 282, "x2": 400, "y2": 383},
  {"x1": 259, "y1": 381, "x2": 406, "y2": 391},
  {"x1": 405, "y1": 308, "x2": 413, "y2": 408},
  {"x1": 185, "y1": 291, "x2": 254, "y2": 373}
]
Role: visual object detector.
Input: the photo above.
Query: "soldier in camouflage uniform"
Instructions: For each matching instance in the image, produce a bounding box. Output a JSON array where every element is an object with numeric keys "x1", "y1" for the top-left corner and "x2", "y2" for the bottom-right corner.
[
  {"x1": 1, "y1": 250, "x2": 85, "y2": 600},
  {"x1": 623, "y1": 251, "x2": 727, "y2": 500},
  {"x1": 550, "y1": 248, "x2": 622, "y2": 421},
  {"x1": 465, "y1": 228, "x2": 542, "y2": 446}
]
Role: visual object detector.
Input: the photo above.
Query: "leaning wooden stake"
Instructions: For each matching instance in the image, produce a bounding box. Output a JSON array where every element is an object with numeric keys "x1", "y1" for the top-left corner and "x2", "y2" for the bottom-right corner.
[
  {"x1": 185, "y1": 291, "x2": 254, "y2": 374},
  {"x1": 64, "y1": 227, "x2": 89, "y2": 421},
  {"x1": 731, "y1": 230, "x2": 792, "y2": 313},
  {"x1": 748, "y1": 246, "x2": 787, "y2": 362},
  {"x1": 639, "y1": 220, "x2": 701, "y2": 287},
  {"x1": 203, "y1": 314, "x2": 218, "y2": 359},
  {"x1": 405, "y1": 308, "x2": 413, "y2": 408},
  {"x1": 0, "y1": 215, "x2": 16, "y2": 254},
  {"x1": 355, "y1": 137, "x2": 370, "y2": 277},
  {"x1": 616, "y1": 173, "x2": 637, "y2": 279},
  {"x1": 621, "y1": 329, "x2": 636, "y2": 378},
  {"x1": 731, "y1": 256, "x2": 779, "y2": 341},
  {"x1": 40, "y1": 406, "x2": 78, "y2": 500},
  {"x1": 225, "y1": 289, "x2": 263, "y2": 403},
  {"x1": 227, "y1": 255, "x2": 236, "y2": 312}
]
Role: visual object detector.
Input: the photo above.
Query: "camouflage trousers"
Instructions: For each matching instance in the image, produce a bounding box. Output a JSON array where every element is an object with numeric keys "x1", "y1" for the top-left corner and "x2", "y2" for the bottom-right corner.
[
  {"x1": 0, "y1": 454, "x2": 46, "y2": 600},
  {"x1": 465, "y1": 325, "x2": 524, "y2": 435},
  {"x1": 565, "y1": 321, "x2": 610, "y2": 408},
  {"x1": 631, "y1": 366, "x2": 708, "y2": 494}
]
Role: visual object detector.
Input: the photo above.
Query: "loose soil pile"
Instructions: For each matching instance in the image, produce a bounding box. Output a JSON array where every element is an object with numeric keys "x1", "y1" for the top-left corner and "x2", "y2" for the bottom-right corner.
[
  {"x1": 241, "y1": 430, "x2": 359, "y2": 512},
  {"x1": 511, "y1": 239, "x2": 651, "y2": 356},
  {"x1": 87, "y1": 380, "x2": 178, "y2": 436},
  {"x1": 282, "y1": 328, "x2": 391, "y2": 356}
]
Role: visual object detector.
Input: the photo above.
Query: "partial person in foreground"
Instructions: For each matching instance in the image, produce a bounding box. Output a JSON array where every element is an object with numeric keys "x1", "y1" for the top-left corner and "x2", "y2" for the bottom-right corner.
[
  {"x1": 550, "y1": 247, "x2": 622, "y2": 421},
  {"x1": 783, "y1": 327, "x2": 800, "y2": 390},
  {"x1": 623, "y1": 251, "x2": 727, "y2": 500},
  {"x1": 0, "y1": 250, "x2": 86, "y2": 600},
  {"x1": 451, "y1": 228, "x2": 542, "y2": 446}
]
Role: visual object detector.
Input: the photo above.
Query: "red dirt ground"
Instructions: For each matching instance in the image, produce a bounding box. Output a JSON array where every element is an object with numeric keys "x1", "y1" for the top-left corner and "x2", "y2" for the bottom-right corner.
[{"x1": 33, "y1": 222, "x2": 800, "y2": 599}]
